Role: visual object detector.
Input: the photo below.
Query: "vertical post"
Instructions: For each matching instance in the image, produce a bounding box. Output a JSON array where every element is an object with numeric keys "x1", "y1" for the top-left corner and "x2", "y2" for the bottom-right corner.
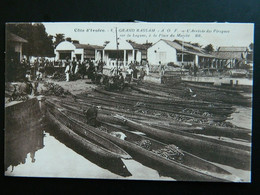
[
  {"x1": 195, "y1": 55, "x2": 199, "y2": 65},
  {"x1": 115, "y1": 27, "x2": 119, "y2": 75},
  {"x1": 20, "y1": 43, "x2": 22, "y2": 62},
  {"x1": 81, "y1": 51, "x2": 84, "y2": 62},
  {"x1": 132, "y1": 50, "x2": 135, "y2": 61},
  {"x1": 95, "y1": 49, "x2": 97, "y2": 61},
  {"x1": 102, "y1": 49, "x2": 105, "y2": 61},
  {"x1": 124, "y1": 50, "x2": 126, "y2": 66}
]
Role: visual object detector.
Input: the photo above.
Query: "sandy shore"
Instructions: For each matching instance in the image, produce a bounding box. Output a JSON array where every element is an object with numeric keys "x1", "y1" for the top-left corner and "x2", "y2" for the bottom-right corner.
[{"x1": 39, "y1": 78, "x2": 97, "y2": 95}]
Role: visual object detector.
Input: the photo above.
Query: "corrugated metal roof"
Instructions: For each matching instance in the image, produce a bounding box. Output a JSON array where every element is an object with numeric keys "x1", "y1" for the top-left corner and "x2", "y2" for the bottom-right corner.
[
  {"x1": 7, "y1": 32, "x2": 28, "y2": 43},
  {"x1": 175, "y1": 40, "x2": 205, "y2": 53},
  {"x1": 218, "y1": 47, "x2": 248, "y2": 52},
  {"x1": 161, "y1": 39, "x2": 214, "y2": 58},
  {"x1": 213, "y1": 51, "x2": 246, "y2": 59},
  {"x1": 161, "y1": 39, "x2": 184, "y2": 51},
  {"x1": 183, "y1": 50, "x2": 215, "y2": 58}
]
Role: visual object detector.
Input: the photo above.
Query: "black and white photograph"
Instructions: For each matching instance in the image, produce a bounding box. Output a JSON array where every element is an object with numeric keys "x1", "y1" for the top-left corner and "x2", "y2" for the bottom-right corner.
[{"x1": 4, "y1": 22, "x2": 254, "y2": 182}]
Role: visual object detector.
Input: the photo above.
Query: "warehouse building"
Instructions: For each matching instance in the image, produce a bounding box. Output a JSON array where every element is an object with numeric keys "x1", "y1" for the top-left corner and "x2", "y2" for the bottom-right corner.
[
  {"x1": 54, "y1": 41, "x2": 104, "y2": 62},
  {"x1": 147, "y1": 39, "x2": 215, "y2": 68},
  {"x1": 213, "y1": 47, "x2": 250, "y2": 69}
]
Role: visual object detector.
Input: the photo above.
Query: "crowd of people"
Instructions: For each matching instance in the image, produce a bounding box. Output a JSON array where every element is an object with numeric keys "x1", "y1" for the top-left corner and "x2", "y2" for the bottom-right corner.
[
  {"x1": 62, "y1": 57, "x2": 151, "y2": 88},
  {"x1": 64, "y1": 57, "x2": 105, "y2": 82},
  {"x1": 6, "y1": 55, "x2": 151, "y2": 89},
  {"x1": 109, "y1": 60, "x2": 150, "y2": 80}
]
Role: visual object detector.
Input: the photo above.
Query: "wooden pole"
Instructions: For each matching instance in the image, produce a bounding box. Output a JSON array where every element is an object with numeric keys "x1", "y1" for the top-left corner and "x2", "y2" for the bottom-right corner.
[{"x1": 115, "y1": 27, "x2": 119, "y2": 75}]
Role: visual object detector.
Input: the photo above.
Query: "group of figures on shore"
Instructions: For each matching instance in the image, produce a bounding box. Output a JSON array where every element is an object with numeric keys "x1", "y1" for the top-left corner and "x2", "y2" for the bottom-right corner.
[
  {"x1": 6, "y1": 57, "x2": 59, "y2": 82},
  {"x1": 64, "y1": 57, "x2": 104, "y2": 82},
  {"x1": 63, "y1": 57, "x2": 151, "y2": 89}
]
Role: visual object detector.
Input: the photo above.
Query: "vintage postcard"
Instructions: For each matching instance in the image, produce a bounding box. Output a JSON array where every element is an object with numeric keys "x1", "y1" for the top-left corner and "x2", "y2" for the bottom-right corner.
[{"x1": 5, "y1": 22, "x2": 253, "y2": 182}]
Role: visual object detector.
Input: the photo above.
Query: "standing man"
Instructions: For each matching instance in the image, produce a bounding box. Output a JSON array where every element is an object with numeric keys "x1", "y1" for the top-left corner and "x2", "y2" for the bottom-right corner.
[
  {"x1": 132, "y1": 62, "x2": 138, "y2": 79},
  {"x1": 139, "y1": 67, "x2": 146, "y2": 81},
  {"x1": 181, "y1": 63, "x2": 184, "y2": 75},
  {"x1": 194, "y1": 64, "x2": 198, "y2": 76},
  {"x1": 79, "y1": 59, "x2": 87, "y2": 79},
  {"x1": 126, "y1": 66, "x2": 133, "y2": 84},
  {"x1": 159, "y1": 61, "x2": 162, "y2": 76},
  {"x1": 98, "y1": 60, "x2": 104, "y2": 73},
  {"x1": 71, "y1": 57, "x2": 77, "y2": 75},
  {"x1": 145, "y1": 61, "x2": 150, "y2": 76},
  {"x1": 65, "y1": 57, "x2": 71, "y2": 82},
  {"x1": 88, "y1": 60, "x2": 95, "y2": 82},
  {"x1": 75, "y1": 59, "x2": 81, "y2": 75}
]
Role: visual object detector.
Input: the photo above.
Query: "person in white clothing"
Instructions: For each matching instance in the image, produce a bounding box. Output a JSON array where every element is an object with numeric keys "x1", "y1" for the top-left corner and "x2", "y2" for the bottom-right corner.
[
  {"x1": 75, "y1": 59, "x2": 80, "y2": 74},
  {"x1": 65, "y1": 58, "x2": 71, "y2": 82},
  {"x1": 145, "y1": 62, "x2": 150, "y2": 76}
]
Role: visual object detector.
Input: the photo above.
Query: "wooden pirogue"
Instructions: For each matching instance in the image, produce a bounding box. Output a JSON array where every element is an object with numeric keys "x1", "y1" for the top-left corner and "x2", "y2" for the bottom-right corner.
[
  {"x1": 44, "y1": 99, "x2": 234, "y2": 181},
  {"x1": 89, "y1": 88, "x2": 251, "y2": 140},
  {"x1": 44, "y1": 99, "x2": 244, "y2": 181},
  {"x1": 44, "y1": 110, "x2": 132, "y2": 177},
  {"x1": 79, "y1": 91, "x2": 228, "y2": 122},
  {"x1": 94, "y1": 88, "x2": 235, "y2": 116},
  {"x1": 52, "y1": 96, "x2": 250, "y2": 171},
  {"x1": 104, "y1": 115, "x2": 251, "y2": 170},
  {"x1": 94, "y1": 87, "x2": 237, "y2": 120},
  {"x1": 133, "y1": 81, "x2": 252, "y2": 107},
  {"x1": 51, "y1": 97, "x2": 251, "y2": 151},
  {"x1": 45, "y1": 100, "x2": 131, "y2": 159}
]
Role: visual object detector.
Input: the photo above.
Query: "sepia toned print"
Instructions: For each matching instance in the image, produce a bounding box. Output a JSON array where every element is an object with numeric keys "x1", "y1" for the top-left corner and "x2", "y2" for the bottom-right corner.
[{"x1": 5, "y1": 22, "x2": 253, "y2": 182}]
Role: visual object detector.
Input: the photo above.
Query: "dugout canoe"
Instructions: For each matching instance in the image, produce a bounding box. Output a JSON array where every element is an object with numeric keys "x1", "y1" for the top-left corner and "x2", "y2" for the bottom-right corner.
[
  {"x1": 45, "y1": 102, "x2": 234, "y2": 181},
  {"x1": 45, "y1": 100, "x2": 131, "y2": 160},
  {"x1": 184, "y1": 82, "x2": 245, "y2": 93},
  {"x1": 50, "y1": 98, "x2": 250, "y2": 152},
  {"x1": 108, "y1": 115, "x2": 251, "y2": 170},
  {"x1": 98, "y1": 122, "x2": 244, "y2": 182},
  {"x1": 79, "y1": 92, "x2": 227, "y2": 122},
  {"x1": 60, "y1": 98, "x2": 250, "y2": 142},
  {"x1": 94, "y1": 87, "x2": 233, "y2": 108},
  {"x1": 92, "y1": 89, "x2": 234, "y2": 116},
  {"x1": 141, "y1": 121, "x2": 251, "y2": 142},
  {"x1": 44, "y1": 110, "x2": 132, "y2": 177}
]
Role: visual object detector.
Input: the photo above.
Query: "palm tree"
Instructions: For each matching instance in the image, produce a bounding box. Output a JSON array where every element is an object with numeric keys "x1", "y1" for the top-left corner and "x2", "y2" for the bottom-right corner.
[{"x1": 54, "y1": 33, "x2": 65, "y2": 47}]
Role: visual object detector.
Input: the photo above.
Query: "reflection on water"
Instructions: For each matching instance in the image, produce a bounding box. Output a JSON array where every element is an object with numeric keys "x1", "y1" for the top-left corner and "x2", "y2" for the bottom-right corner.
[
  {"x1": 5, "y1": 126, "x2": 44, "y2": 172},
  {"x1": 5, "y1": 130, "x2": 173, "y2": 180}
]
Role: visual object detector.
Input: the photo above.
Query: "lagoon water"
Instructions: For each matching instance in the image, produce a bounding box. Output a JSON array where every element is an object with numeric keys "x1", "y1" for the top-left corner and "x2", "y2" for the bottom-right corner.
[
  {"x1": 5, "y1": 130, "x2": 173, "y2": 181},
  {"x1": 5, "y1": 103, "x2": 252, "y2": 182}
]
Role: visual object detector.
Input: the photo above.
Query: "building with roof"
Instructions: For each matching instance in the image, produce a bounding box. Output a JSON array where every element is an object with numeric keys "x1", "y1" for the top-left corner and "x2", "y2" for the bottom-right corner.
[
  {"x1": 213, "y1": 47, "x2": 249, "y2": 68},
  {"x1": 6, "y1": 32, "x2": 28, "y2": 62},
  {"x1": 102, "y1": 39, "x2": 150, "y2": 67},
  {"x1": 54, "y1": 41, "x2": 104, "y2": 62},
  {"x1": 147, "y1": 39, "x2": 215, "y2": 68}
]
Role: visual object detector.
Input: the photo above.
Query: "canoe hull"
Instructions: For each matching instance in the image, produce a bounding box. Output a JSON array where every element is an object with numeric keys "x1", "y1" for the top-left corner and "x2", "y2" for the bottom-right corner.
[{"x1": 44, "y1": 110, "x2": 132, "y2": 177}]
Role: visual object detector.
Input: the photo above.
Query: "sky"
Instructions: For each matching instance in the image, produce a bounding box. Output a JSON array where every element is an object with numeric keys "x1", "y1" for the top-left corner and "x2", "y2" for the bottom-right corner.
[{"x1": 43, "y1": 22, "x2": 254, "y2": 49}]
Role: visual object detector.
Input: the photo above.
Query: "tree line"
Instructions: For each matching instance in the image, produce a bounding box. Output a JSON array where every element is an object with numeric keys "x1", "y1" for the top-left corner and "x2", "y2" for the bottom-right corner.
[{"x1": 6, "y1": 23, "x2": 78, "y2": 59}]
